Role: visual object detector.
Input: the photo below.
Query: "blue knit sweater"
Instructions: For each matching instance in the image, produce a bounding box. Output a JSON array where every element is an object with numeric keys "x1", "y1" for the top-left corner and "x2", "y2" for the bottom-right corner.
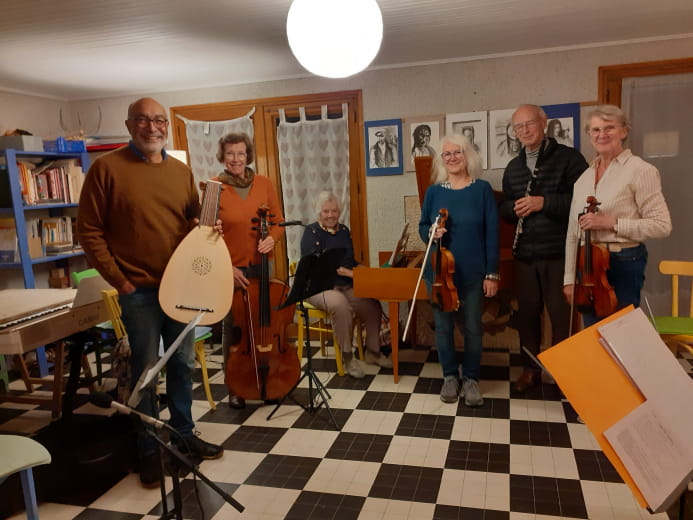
[{"x1": 418, "y1": 180, "x2": 499, "y2": 288}]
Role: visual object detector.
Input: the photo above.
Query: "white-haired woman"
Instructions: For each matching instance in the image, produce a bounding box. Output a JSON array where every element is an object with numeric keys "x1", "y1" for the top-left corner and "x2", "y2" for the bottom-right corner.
[
  {"x1": 419, "y1": 134, "x2": 499, "y2": 407},
  {"x1": 563, "y1": 105, "x2": 671, "y2": 326},
  {"x1": 300, "y1": 191, "x2": 392, "y2": 378}
]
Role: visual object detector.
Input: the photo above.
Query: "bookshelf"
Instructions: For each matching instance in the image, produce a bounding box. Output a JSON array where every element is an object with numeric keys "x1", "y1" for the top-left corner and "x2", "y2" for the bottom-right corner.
[{"x1": 0, "y1": 149, "x2": 90, "y2": 288}]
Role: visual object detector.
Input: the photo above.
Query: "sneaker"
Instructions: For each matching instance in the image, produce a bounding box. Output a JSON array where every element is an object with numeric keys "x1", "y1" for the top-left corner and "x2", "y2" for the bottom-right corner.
[
  {"x1": 461, "y1": 377, "x2": 484, "y2": 407},
  {"x1": 175, "y1": 433, "x2": 224, "y2": 460},
  {"x1": 346, "y1": 357, "x2": 365, "y2": 379},
  {"x1": 139, "y1": 451, "x2": 162, "y2": 488},
  {"x1": 364, "y1": 350, "x2": 393, "y2": 368},
  {"x1": 440, "y1": 375, "x2": 460, "y2": 403}
]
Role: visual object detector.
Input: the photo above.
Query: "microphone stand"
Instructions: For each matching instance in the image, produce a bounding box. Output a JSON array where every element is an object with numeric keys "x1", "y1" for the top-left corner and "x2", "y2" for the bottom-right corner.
[
  {"x1": 266, "y1": 248, "x2": 345, "y2": 430},
  {"x1": 141, "y1": 424, "x2": 244, "y2": 519}
]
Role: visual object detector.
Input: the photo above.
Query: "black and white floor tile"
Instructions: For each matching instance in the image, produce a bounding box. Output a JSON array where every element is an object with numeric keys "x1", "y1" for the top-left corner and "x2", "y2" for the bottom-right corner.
[{"x1": 1, "y1": 342, "x2": 690, "y2": 520}]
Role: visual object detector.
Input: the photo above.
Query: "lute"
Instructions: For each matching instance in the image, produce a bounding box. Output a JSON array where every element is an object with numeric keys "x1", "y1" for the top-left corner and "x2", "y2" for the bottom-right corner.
[{"x1": 159, "y1": 180, "x2": 234, "y2": 325}]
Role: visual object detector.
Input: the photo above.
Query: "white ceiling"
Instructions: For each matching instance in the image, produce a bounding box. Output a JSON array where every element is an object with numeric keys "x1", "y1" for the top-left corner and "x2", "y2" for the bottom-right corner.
[{"x1": 1, "y1": 0, "x2": 692, "y2": 101}]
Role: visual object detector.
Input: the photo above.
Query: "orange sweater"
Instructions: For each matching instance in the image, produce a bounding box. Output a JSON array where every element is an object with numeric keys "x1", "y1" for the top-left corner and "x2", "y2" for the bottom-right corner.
[
  {"x1": 212, "y1": 174, "x2": 284, "y2": 267},
  {"x1": 77, "y1": 146, "x2": 200, "y2": 289}
]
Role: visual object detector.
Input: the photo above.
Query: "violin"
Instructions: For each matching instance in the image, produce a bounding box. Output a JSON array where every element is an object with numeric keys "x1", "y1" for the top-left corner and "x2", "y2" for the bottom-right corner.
[
  {"x1": 225, "y1": 206, "x2": 300, "y2": 401},
  {"x1": 430, "y1": 208, "x2": 460, "y2": 312},
  {"x1": 573, "y1": 196, "x2": 617, "y2": 318}
]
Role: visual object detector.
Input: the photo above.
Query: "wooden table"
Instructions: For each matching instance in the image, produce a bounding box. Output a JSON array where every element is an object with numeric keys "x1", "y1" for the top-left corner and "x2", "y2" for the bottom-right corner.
[{"x1": 353, "y1": 266, "x2": 427, "y2": 383}]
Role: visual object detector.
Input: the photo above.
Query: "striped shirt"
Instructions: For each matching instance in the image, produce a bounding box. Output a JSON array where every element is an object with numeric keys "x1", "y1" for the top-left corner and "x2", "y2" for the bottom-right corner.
[{"x1": 563, "y1": 149, "x2": 671, "y2": 285}]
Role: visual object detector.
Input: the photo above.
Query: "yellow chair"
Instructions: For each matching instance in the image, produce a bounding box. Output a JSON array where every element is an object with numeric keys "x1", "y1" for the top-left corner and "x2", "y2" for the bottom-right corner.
[
  {"x1": 193, "y1": 326, "x2": 216, "y2": 410},
  {"x1": 652, "y1": 260, "x2": 693, "y2": 356},
  {"x1": 290, "y1": 262, "x2": 364, "y2": 375},
  {"x1": 101, "y1": 289, "x2": 217, "y2": 410}
]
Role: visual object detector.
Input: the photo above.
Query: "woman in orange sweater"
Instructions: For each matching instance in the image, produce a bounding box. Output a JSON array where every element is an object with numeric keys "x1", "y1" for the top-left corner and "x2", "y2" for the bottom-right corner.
[{"x1": 212, "y1": 132, "x2": 285, "y2": 408}]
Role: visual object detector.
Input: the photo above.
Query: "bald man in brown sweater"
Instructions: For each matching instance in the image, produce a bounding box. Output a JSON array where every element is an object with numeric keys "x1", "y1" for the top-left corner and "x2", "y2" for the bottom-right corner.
[{"x1": 78, "y1": 97, "x2": 223, "y2": 488}]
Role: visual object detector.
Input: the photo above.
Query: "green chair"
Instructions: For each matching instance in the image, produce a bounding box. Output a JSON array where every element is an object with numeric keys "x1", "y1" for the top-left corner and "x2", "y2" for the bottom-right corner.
[
  {"x1": 70, "y1": 268, "x2": 113, "y2": 387},
  {"x1": 0, "y1": 435, "x2": 51, "y2": 520},
  {"x1": 652, "y1": 260, "x2": 693, "y2": 357},
  {"x1": 71, "y1": 267, "x2": 100, "y2": 287}
]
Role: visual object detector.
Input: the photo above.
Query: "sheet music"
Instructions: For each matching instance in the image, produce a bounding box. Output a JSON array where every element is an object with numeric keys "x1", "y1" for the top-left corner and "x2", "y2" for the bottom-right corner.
[
  {"x1": 604, "y1": 400, "x2": 693, "y2": 513},
  {"x1": 598, "y1": 308, "x2": 693, "y2": 512}
]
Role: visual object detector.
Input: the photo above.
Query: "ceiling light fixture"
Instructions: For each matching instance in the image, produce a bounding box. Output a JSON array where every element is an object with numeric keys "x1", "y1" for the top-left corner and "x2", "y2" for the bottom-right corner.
[{"x1": 286, "y1": 0, "x2": 383, "y2": 79}]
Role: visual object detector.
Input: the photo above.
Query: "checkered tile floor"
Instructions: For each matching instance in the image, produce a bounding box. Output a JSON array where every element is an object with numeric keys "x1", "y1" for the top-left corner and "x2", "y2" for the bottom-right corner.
[{"x1": 1, "y1": 343, "x2": 690, "y2": 520}]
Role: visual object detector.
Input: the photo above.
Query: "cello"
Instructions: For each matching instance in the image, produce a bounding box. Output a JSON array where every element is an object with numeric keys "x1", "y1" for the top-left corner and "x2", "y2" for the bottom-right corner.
[
  {"x1": 225, "y1": 206, "x2": 300, "y2": 401},
  {"x1": 573, "y1": 196, "x2": 617, "y2": 318}
]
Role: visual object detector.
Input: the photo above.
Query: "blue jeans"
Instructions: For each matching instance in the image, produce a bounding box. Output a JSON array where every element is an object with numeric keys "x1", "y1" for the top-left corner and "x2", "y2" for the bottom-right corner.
[
  {"x1": 582, "y1": 245, "x2": 647, "y2": 327},
  {"x1": 432, "y1": 278, "x2": 483, "y2": 380},
  {"x1": 119, "y1": 288, "x2": 195, "y2": 452}
]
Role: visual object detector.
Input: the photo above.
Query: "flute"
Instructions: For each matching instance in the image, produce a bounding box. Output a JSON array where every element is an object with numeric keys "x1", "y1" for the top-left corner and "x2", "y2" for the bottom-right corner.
[
  {"x1": 511, "y1": 142, "x2": 545, "y2": 255},
  {"x1": 511, "y1": 169, "x2": 539, "y2": 255}
]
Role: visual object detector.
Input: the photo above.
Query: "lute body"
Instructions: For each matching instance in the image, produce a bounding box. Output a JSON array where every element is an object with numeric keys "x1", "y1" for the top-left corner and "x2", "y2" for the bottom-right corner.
[{"x1": 159, "y1": 180, "x2": 234, "y2": 325}]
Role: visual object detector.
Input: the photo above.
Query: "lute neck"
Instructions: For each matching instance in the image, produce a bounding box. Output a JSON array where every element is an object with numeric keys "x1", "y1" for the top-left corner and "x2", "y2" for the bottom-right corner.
[{"x1": 199, "y1": 180, "x2": 222, "y2": 227}]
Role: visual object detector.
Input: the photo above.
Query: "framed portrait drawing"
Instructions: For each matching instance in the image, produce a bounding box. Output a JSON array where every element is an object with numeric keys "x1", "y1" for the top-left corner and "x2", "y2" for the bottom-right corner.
[
  {"x1": 445, "y1": 112, "x2": 488, "y2": 169},
  {"x1": 403, "y1": 115, "x2": 444, "y2": 172},
  {"x1": 489, "y1": 108, "x2": 520, "y2": 170},
  {"x1": 542, "y1": 102, "x2": 581, "y2": 150},
  {"x1": 365, "y1": 119, "x2": 404, "y2": 176}
]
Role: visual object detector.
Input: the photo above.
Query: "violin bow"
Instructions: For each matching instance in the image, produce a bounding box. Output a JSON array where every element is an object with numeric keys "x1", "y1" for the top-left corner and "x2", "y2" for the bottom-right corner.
[{"x1": 402, "y1": 213, "x2": 442, "y2": 342}]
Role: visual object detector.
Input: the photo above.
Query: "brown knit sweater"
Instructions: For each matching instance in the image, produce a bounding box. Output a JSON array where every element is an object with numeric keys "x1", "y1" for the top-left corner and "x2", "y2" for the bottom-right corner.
[{"x1": 77, "y1": 146, "x2": 200, "y2": 290}]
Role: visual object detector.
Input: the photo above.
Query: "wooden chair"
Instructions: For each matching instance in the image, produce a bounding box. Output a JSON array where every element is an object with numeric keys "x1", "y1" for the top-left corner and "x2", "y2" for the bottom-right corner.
[
  {"x1": 0, "y1": 435, "x2": 51, "y2": 519},
  {"x1": 652, "y1": 260, "x2": 693, "y2": 357},
  {"x1": 101, "y1": 289, "x2": 217, "y2": 410},
  {"x1": 290, "y1": 262, "x2": 364, "y2": 375},
  {"x1": 193, "y1": 326, "x2": 216, "y2": 410},
  {"x1": 70, "y1": 268, "x2": 113, "y2": 386}
]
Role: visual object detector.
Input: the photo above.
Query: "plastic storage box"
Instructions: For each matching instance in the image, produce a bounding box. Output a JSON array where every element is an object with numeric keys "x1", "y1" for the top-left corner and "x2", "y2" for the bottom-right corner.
[{"x1": 42, "y1": 137, "x2": 87, "y2": 153}]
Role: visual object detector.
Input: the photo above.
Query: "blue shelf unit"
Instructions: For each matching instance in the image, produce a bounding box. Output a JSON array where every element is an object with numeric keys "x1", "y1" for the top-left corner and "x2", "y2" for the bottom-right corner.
[
  {"x1": 1, "y1": 149, "x2": 90, "y2": 287},
  {"x1": 1, "y1": 149, "x2": 90, "y2": 377}
]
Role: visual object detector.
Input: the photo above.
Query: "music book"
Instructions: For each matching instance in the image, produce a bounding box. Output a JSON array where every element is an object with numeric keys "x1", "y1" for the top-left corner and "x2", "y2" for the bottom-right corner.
[{"x1": 539, "y1": 307, "x2": 693, "y2": 513}]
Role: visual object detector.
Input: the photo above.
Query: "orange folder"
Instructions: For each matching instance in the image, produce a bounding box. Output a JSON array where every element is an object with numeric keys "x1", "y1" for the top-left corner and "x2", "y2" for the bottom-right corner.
[{"x1": 538, "y1": 306, "x2": 648, "y2": 508}]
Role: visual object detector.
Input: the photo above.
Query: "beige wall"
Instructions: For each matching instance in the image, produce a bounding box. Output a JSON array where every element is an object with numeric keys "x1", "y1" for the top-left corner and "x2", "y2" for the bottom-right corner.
[{"x1": 2, "y1": 36, "x2": 692, "y2": 287}]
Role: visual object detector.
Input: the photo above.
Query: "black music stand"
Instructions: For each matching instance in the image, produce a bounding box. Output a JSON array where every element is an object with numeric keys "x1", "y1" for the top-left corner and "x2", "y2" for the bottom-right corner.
[{"x1": 267, "y1": 248, "x2": 345, "y2": 430}]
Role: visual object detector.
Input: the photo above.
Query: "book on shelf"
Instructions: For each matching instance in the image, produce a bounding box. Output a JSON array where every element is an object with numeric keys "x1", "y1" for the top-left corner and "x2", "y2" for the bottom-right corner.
[
  {"x1": 0, "y1": 217, "x2": 17, "y2": 262},
  {"x1": 44, "y1": 242, "x2": 75, "y2": 255},
  {"x1": 41, "y1": 216, "x2": 73, "y2": 247},
  {"x1": 14, "y1": 158, "x2": 85, "y2": 205}
]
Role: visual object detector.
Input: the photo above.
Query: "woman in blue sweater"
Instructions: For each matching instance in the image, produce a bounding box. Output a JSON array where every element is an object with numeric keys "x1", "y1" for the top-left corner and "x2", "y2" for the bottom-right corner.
[{"x1": 419, "y1": 134, "x2": 500, "y2": 406}]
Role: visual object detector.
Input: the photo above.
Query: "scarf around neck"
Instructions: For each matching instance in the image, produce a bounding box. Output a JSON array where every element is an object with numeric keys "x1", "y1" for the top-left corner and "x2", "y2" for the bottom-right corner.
[{"x1": 219, "y1": 167, "x2": 255, "y2": 188}]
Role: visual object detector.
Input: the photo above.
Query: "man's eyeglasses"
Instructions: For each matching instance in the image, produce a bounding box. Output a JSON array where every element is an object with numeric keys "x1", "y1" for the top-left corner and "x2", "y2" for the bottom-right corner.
[
  {"x1": 130, "y1": 116, "x2": 168, "y2": 128},
  {"x1": 588, "y1": 125, "x2": 621, "y2": 137},
  {"x1": 441, "y1": 150, "x2": 463, "y2": 160},
  {"x1": 512, "y1": 119, "x2": 538, "y2": 132}
]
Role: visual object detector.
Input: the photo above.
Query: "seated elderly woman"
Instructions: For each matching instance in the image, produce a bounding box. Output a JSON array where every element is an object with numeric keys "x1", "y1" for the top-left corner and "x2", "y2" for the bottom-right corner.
[{"x1": 300, "y1": 191, "x2": 392, "y2": 378}]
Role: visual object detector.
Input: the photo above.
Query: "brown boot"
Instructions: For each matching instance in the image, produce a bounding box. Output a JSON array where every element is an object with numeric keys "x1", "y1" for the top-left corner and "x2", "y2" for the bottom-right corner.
[{"x1": 513, "y1": 369, "x2": 541, "y2": 393}]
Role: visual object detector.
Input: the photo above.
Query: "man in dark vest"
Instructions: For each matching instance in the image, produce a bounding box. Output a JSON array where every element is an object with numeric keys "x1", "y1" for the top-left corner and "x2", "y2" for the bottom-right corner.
[{"x1": 500, "y1": 104, "x2": 588, "y2": 392}]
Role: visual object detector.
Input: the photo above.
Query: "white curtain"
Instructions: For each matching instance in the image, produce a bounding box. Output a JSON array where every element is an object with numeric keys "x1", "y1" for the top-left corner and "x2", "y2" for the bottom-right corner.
[
  {"x1": 177, "y1": 109, "x2": 255, "y2": 186},
  {"x1": 278, "y1": 104, "x2": 350, "y2": 265}
]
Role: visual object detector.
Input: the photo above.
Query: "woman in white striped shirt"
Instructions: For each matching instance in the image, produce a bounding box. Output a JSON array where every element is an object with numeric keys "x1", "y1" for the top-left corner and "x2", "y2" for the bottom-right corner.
[{"x1": 563, "y1": 105, "x2": 671, "y2": 327}]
